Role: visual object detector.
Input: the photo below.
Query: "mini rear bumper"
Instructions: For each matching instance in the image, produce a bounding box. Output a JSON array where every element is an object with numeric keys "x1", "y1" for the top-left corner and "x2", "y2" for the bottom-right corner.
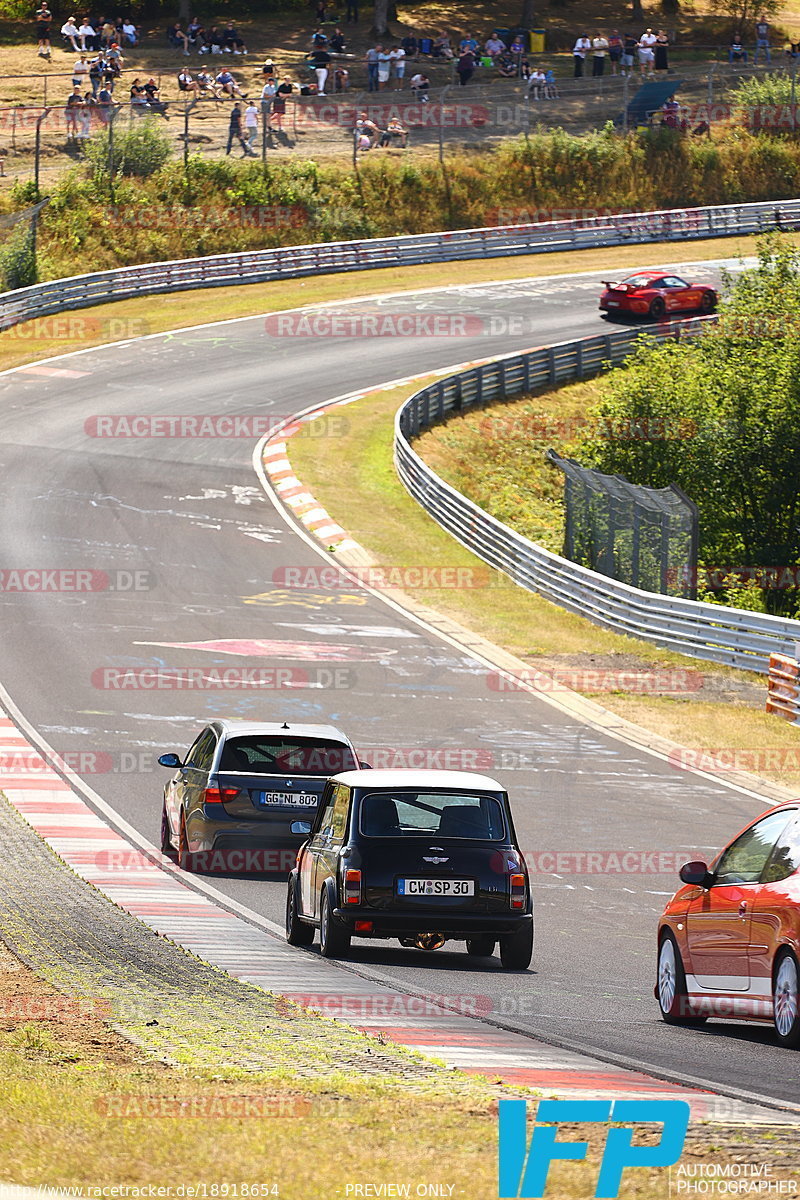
[{"x1": 333, "y1": 907, "x2": 533, "y2": 937}]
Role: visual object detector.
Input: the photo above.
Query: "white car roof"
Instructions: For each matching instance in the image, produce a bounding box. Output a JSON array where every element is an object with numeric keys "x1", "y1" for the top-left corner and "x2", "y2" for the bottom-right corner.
[
  {"x1": 330, "y1": 768, "x2": 505, "y2": 790},
  {"x1": 213, "y1": 720, "x2": 353, "y2": 743}
]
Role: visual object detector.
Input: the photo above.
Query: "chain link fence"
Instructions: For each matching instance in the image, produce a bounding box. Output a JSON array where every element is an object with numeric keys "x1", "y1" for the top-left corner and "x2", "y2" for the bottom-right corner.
[{"x1": 546, "y1": 449, "x2": 699, "y2": 599}]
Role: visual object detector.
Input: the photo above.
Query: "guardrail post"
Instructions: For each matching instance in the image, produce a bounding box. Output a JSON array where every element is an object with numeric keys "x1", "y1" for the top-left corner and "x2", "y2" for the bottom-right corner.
[
  {"x1": 575, "y1": 341, "x2": 584, "y2": 379},
  {"x1": 475, "y1": 368, "x2": 483, "y2": 406},
  {"x1": 547, "y1": 346, "x2": 556, "y2": 384}
]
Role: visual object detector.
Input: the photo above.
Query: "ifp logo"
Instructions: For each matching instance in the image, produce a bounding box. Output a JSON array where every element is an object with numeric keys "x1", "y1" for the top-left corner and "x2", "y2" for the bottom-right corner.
[{"x1": 498, "y1": 1099, "x2": 689, "y2": 1198}]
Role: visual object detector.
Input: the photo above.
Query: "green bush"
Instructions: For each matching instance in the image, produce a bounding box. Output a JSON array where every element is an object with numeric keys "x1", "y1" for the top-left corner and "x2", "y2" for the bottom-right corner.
[{"x1": 85, "y1": 119, "x2": 173, "y2": 179}]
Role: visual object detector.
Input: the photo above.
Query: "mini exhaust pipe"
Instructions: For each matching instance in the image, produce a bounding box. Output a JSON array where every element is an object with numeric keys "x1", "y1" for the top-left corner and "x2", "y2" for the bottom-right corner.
[{"x1": 400, "y1": 933, "x2": 446, "y2": 951}]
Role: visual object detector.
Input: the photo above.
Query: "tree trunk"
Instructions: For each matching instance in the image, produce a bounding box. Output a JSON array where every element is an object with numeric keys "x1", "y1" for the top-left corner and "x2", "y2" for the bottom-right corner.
[
  {"x1": 372, "y1": 0, "x2": 389, "y2": 36},
  {"x1": 519, "y1": 0, "x2": 534, "y2": 25},
  {"x1": 179, "y1": 0, "x2": 190, "y2": 21}
]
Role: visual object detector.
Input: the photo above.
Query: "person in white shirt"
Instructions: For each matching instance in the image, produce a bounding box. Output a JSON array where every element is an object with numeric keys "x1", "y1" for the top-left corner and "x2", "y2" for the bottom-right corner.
[
  {"x1": 485, "y1": 32, "x2": 505, "y2": 58},
  {"x1": 573, "y1": 34, "x2": 591, "y2": 76},
  {"x1": 591, "y1": 34, "x2": 608, "y2": 76},
  {"x1": 390, "y1": 45, "x2": 405, "y2": 86},
  {"x1": 78, "y1": 20, "x2": 95, "y2": 50},
  {"x1": 72, "y1": 54, "x2": 90, "y2": 87},
  {"x1": 61, "y1": 17, "x2": 80, "y2": 50},
  {"x1": 410, "y1": 71, "x2": 430, "y2": 101},
  {"x1": 638, "y1": 28, "x2": 657, "y2": 75},
  {"x1": 244, "y1": 102, "x2": 259, "y2": 150},
  {"x1": 377, "y1": 48, "x2": 391, "y2": 88},
  {"x1": 527, "y1": 66, "x2": 546, "y2": 97},
  {"x1": 122, "y1": 20, "x2": 137, "y2": 46}
]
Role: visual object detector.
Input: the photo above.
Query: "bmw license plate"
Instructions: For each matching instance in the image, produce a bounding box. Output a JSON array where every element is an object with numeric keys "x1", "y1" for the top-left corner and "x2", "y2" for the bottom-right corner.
[
  {"x1": 258, "y1": 791, "x2": 317, "y2": 807},
  {"x1": 397, "y1": 878, "x2": 474, "y2": 896}
]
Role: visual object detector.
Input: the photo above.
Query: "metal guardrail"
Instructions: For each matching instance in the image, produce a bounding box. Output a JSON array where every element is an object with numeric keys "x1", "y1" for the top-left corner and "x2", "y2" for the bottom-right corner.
[
  {"x1": 2, "y1": 196, "x2": 800, "y2": 333},
  {"x1": 394, "y1": 320, "x2": 800, "y2": 675}
]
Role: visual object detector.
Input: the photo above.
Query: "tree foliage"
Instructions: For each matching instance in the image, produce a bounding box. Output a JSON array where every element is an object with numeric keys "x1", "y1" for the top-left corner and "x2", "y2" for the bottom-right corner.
[{"x1": 576, "y1": 236, "x2": 800, "y2": 611}]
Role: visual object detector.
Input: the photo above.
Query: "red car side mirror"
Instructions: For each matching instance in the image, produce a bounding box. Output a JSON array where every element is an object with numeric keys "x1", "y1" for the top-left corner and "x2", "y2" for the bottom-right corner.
[{"x1": 679, "y1": 860, "x2": 713, "y2": 888}]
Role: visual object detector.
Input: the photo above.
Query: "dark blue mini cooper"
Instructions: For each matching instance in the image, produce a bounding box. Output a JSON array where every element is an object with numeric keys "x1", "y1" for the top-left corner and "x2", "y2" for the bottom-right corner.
[{"x1": 286, "y1": 768, "x2": 533, "y2": 969}]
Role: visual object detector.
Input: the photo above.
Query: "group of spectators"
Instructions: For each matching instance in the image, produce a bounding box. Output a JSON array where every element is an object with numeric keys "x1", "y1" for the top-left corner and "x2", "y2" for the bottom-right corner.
[
  {"x1": 571, "y1": 30, "x2": 669, "y2": 78},
  {"x1": 34, "y1": 6, "x2": 137, "y2": 58},
  {"x1": 166, "y1": 20, "x2": 248, "y2": 56}
]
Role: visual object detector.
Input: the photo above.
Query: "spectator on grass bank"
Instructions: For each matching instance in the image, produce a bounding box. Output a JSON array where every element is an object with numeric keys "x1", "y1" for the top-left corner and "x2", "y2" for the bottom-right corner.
[
  {"x1": 96, "y1": 84, "x2": 114, "y2": 122},
  {"x1": 410, "y1": 71, "x2": 430, "y2": 100},
  {"x1": 261, "y1": 57, "x2": 275, "y2": 79},
  {"x1": 89, "y1": 54, "x2": 105, "y2": 94},
  {"x1": 591, "y1": 33, "x2": 608, "y2": 76},
  {"x1": 100, "y1": 18, "x2": 115, "y2": 47},
  {"x1": 655, "y1": 30, "x2": 669, "y2": 72},
  {"x1": 168, "y1": 22, "x2": 190, "y2": 54},
  {"x1": 35, "y1": 4, "x2": 52, "y2": 58},
  {"x1": 334, "y1": 65, "x2": 349, "y2": 90},
  {"x1": 260, "y1": 77, "x2": 276, "y2": 116},
  {"x1": 608, "y1": 30, "x2": 623, "y2": 74},
  {"x1": 484, "y1": 31, "x2": 505, "y2": 59},
  {"x1": 729, "y1": 34, "x2": 748, "y2": 62},
  {"x1": 510, "y1": 33, "x2": 525, "y2": 55},
  {"x1": 311, "y1": 27, "x2": 327, "y2": 47},
  {"x1": 72, "y1": 54, "x2": 90, "y2": 87},
  {"x1": 390, "y1": 45, "x2": 405, "y2": 86},
  {"x1": 330, "y1": 27, "x2": 346, "y2": 52},
  {"x1": 457, "y1": 47, "x2": 476, "y2": 85},
  {"x1": 78, "y1": 19, "x2": 97, "y2": 51},
  {"x1": 638, "y1": 28, "x2": 657, "y2": 75},
  {"x1": 227, "y1": 102, "x2": 255, "y2": 155},
  {"x1": 377, "y1": 46, "x2": 391, "y2": 88},
  {"x1": 459, "y1": 33, "x2": 478, "y2": 52},
  {"x1": 61, "y1": 16, "x2": 81, "y2": 51},
  {"x1": 65, "y1": 84, "x2": 82, "y2": 137},
  {"x1": 177, "y1": 67, "x2": 201, "y2": 95},
  {"x1": 573, "y1": 34, "x2": 590, "y2": 76},
  {"x1": 216, "y1": 67, "x2": 247, "y2": 98},
  {"x1": 755, "y1": 15, "x2": 771, "y2": 63},
  {"x1": 142, "y1": 77, "x2": 169, "y2": 118},
  {"x1": 379, "y1": 115, "x2": 408, "y2": 146},
  {"x1": 197, "y1": 68, "x2": 219, "y2": 97},
  {"x1": 269, "y1": 79, "x2": 292, "y2": 130},
  {"x1": 307, "y1": 46, "x2": 331, "y2": 94},
  {"x1": 433, "y1": 31, "x2": 454, "y2": 59},
  {"x1": 244, "y1": 101, "x2": 259, "y2": 150},
  {"x1": 78, "y1": 90, "x2": 94, "y2": 139},
  {"x1": 402, "y1": 33, "x2": 418, "y2": 60},
  {"x1": 223, "y1": 23, "x2": 247, "y2": 53},
  {"x1": 366, "y1": 44, "x2": 380, "y2": 91},
  {"x1": 527, "y1": 66, "x2": 546, "y2": 97},
  {"x1": 621, "y1": 33, "x2": 637, "y2": 74},
  {"x1": 187, "y1": 17, "x2": 204, "y2": 46},
  {"x1": 121, "y1": 19, "x2": 137, "y2": 46}
]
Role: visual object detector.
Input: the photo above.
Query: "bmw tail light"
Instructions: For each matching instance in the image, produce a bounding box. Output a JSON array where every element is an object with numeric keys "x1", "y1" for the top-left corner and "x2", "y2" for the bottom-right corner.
[
  {"x1": 344, "y1": 868, "x2": 362, "y2": 904},
  {"x1": 510, "y1": 873, "x2": 526, "y2": 909},
  {"x1": 204, "y1": 786, "x2": 239, "y2": 804}
]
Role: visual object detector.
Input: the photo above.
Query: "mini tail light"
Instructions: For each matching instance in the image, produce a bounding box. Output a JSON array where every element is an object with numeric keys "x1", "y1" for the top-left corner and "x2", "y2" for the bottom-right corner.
[
  {"x1": 510, "y1": 873, "x2": 526, "y2": 909},
  {"x1": 344, "y1": 868, "x2": 361, "y2": 904},
  {"x1": 354, "y1": 920, "x2": 373, "y2": 933},
  {"x1": 204, "y1": 786, "x2": 239, "y2": 804}
]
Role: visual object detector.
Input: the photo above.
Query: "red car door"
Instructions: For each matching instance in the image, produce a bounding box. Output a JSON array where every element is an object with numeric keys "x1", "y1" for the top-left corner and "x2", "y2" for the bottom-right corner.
[
  {"x1": 685, "y1": 809, "x2": 793, "y2": 990},
  {"x1": 660, "y1": 275, "x2": 695, "y2": 311}
]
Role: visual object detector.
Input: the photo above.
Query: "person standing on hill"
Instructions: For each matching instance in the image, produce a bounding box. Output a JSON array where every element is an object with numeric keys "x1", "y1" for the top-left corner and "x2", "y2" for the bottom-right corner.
[
  {"x1": 591, "y1": 33, "x2": 608, "y2": 76},
  {"x1": 35, "y1": 4, "x2": 52, "y2": 58},
  {"x1": 573, "y1": 33, "x2": 591, "y2": 77},
  {"x1": 755, "y1": 15, "x2": 771, "y2": 63}
]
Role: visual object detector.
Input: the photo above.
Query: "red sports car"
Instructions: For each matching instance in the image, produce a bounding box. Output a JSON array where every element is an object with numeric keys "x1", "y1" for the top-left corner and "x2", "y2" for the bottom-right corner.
[
  {"x1": 600, "y1": 271, "x2": 717, "y2": 319},
  {"x1": 656, "y1": 800, "x2": 800, "y2": 1046}
]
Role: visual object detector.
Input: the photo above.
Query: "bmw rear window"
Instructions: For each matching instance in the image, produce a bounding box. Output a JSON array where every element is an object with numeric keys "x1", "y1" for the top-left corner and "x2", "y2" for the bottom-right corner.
[
  {"x1": 218, "y1": 737, "x2": 357, "y2": 776},
  {"x1": 359, "y1": 790, "x2": 506, "y2": 839}
]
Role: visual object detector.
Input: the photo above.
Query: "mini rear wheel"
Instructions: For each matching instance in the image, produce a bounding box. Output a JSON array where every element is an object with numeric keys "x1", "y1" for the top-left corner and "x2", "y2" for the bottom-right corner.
[
  {"x1": 773, "y1": 949, "x2": 800, "y2": 1047},
  {"x1": 466, "y1": 935, "x2": 496, "y2": 957},
  {"x1": 286, "y1": 878, "x2": 314, "y2": 947},
  {"x1": 500, "y1": 922, "x2": 533, "y2": 970},
  {"x1": 319, "y1": 887, "x2": 351, "y2": 959}
]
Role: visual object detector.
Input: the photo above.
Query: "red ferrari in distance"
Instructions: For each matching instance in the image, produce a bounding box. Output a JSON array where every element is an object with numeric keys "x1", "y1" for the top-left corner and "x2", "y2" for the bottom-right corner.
[
  {"x1": 600, "y1": 271, "x2": 718, "y2": 320},
  {"x1": 657, "y1": 800, "x2": 800, "y2": 1046}
]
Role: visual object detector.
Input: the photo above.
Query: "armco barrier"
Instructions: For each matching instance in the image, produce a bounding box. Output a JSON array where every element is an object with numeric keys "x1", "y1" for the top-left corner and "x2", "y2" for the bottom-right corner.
[
  {"x1": 1, "y1": 197, "x2": 800, "y2": 333},
  {"x1": 394, "y1": 320, "x2": 800, "y2": 674}
]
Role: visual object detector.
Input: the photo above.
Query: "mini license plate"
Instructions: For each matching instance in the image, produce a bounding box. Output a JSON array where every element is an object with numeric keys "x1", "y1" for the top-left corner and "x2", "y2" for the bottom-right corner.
[
  {"x1": 397, "y1": 878, "x2": 475, "y2": 897},
  {"x1": 258, "y1": 791, "x2": 317, "y2": 807}
]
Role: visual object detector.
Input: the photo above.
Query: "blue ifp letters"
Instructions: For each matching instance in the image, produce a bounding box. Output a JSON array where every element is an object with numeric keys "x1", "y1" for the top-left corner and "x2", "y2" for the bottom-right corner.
[{"x1": 498, "y1": 1098, "x2": 690, "y2": 1198}]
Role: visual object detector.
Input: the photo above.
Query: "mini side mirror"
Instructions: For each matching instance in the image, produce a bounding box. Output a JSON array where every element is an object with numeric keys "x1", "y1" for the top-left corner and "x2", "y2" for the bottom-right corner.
[
  {"x1": 679, "y1": 860, "x2": 713, "y2": 888},
  {"x1": 158, "y1": 752, "x2": 182, "y2": 769},
  {"x1": 359, "y1": 760, "x2": 373, "y2": 769},
  {"x1": 291, "y1": 820, "x2": 312, "y2": 835}
]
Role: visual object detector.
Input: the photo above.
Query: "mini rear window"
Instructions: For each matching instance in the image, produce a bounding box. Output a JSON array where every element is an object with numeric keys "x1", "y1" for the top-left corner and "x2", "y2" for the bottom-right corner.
[
  {"x1": 219, "y1": 737, "x2": 357, "y2": 776},
  {"x1": 359, "y1": 790, "x2": 506, "y2": 840}
]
